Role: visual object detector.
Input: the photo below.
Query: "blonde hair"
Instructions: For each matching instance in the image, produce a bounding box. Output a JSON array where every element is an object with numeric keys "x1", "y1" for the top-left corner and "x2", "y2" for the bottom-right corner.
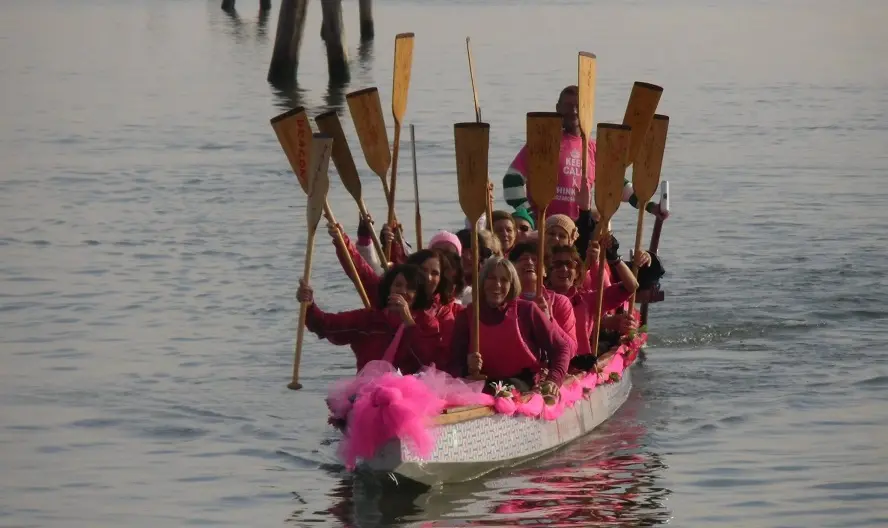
[
  {"x1": 476, "y1": 229, "x2": 503, "y2": 257},
  {"x1": 479, "y1": 256, "x2": 521, "y2": 303}
]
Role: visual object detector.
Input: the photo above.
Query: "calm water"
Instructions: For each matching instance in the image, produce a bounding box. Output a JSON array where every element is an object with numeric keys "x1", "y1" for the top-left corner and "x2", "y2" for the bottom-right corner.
[{"x1": 2, "y1": 0, "x2": 888, "y2": 526}]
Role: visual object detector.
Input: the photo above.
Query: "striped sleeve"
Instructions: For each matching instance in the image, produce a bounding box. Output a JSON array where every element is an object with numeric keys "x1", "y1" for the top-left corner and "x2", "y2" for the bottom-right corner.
[{"x1": 503, "y1": 145, "x2": 529, "y2": 209}]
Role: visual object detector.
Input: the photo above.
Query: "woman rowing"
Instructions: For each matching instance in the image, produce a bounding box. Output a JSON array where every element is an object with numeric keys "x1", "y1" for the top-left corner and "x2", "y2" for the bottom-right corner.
[
  {"x1": 507, "y1": 241, "x2": 577, "y2": 353},
  {"x1": 450, "y1": 257, "x2": 572, "y2": 398},
  {"x1": 296, "y1": 264, "x2": 454, "y2": 374},
  {"x1": 545, "y1": 243, "x2": 642, "y2": 368}
]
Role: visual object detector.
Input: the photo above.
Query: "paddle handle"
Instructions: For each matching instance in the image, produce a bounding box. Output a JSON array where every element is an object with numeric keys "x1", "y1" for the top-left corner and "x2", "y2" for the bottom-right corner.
[
  {"x1": 356, "y1": 199, "x2": 387, "y2": 269},
  {"x1": 468, "y1": 226, "x2": 486, "y2": 381},
  {"x1": 324, "y1": 202, "x2": 371, "y2": 309},
  {"x1": 385, "y1": 123, "x2": 403, "y2": 261},
  {"x1": 466, "y1": 37, "x2": 481, "y2": 122},
  {"x1": 589, "y1": 230, "x2": 609, "y2": 358},
  {"x1": 377, "y1": 176, "x2": 407, "y2": 259},
  {"x1": 289, "y1": 227, "x2": 318, "y2": 390},
  {"x1": 411, "y1": 124, "x2": 422, "y2": 250},
  {"x1": 627, "y1": 204, "x2": 646, "y2": 314}
]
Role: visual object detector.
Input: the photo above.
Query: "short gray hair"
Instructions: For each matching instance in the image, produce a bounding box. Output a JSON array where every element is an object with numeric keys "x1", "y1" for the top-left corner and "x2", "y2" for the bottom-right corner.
[{"x1": 478, "y1": 256, "x2": 521, "y2": 303}]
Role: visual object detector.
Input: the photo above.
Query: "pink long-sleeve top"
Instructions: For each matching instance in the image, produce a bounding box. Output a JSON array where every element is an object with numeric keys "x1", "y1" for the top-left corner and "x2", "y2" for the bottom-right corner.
[
  {"x1": 304, "y1": 304, "x2": 453, "y2": 374},
  {"x1": 449, "y1": 298, "x2": 572, "y2": 385}
]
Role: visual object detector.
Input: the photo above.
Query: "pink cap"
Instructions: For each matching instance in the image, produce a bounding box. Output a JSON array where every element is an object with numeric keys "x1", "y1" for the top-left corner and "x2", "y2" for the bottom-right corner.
[{"x1": 428, "y1": 231, "x2": 462, "y2": 256}]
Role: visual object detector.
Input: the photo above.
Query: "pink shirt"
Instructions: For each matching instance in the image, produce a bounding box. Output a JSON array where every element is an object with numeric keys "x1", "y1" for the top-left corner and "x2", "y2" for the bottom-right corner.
[{"x1": 507, "y1": 132, "x2": 596, "y2": 220}]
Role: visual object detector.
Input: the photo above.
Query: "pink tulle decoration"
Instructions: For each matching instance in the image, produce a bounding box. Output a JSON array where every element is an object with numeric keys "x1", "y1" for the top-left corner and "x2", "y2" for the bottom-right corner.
[
  {"x1": 602, "y1": 352, "x2": 625, "y2": 377},
  {"x1": 580, "y1": 372, "x2": 598, "y2": 391},
  {"x1": 560, "y1": 382, "x2": 583, "y2": 407},
  {"x1": 515, "y1": 393, "x2": 544, "y2": 417},
  {"x1": 338, "y1": 373, "x2": 446, "y2": 469},
  {"x1": 494, "y1": 396, "x2": 517, "y2": 416},
  {"x1": 415, "y1": 366, "x2": 492, "y2": 408},
  {"x1": 325, "y1": 360, "x2": 397, "y2": 419},
  {"x1": 542, "y1": 400, "x2": 564, "y2": 420}
]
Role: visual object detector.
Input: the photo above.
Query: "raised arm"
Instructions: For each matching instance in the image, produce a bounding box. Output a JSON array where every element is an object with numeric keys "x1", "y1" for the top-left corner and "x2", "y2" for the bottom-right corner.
[{"x1": 328, "y1": 223, "x2": 381, "y2": 306}]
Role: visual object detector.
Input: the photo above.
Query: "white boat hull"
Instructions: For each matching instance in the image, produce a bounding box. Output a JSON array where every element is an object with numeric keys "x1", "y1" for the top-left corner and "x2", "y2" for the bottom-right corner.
[{"x1": 360, "y1": 367, "x2": 634, "y2": 486}]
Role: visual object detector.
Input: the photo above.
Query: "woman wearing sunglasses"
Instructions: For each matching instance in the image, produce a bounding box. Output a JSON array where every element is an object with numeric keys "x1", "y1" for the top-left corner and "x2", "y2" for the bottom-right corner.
[{"x1": 545, "y1": 244, "x2": 640, "y2": 369}]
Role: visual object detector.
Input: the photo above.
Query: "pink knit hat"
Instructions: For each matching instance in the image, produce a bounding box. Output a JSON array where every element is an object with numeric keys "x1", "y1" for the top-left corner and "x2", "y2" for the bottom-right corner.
[{"x1": 428, "y1": 231, "x2": 462, "y2": 255}]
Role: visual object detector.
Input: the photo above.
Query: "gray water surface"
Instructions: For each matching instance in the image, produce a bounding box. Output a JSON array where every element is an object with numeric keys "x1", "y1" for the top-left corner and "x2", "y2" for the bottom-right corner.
[{"x1": 2, "y1": 0, "x2": 888, "y2": 526}]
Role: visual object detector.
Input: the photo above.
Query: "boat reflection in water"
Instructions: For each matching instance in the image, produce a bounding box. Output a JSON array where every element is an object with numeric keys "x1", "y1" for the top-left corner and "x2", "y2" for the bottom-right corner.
[{"x1": 313, "y1": 385, "x2": 672, "y2": 527}]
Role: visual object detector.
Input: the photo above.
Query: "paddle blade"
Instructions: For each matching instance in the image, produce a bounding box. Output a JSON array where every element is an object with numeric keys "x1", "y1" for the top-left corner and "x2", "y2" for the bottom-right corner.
[
  {"x1": 315, "y1": 111, "x2": 363, "y2": 204},
  {"x1": 525, "y1": 112, "x2": 563, "y2": 210},
  {"x1": 392, "y1": 33, "x2": 415, "y2": 124},
  {"x1": 621, "y1": 82, "x2": 663, "y2": 167},
  {"x1": 631, "y1": 114, "x2": 670, "y2": 203},
  {"x1": 454, "y1": 122, "x2": 490, "y2": 224},
  {"x1": 270, "y1": 106, "x2": 314, "y2": 193},
  {"x1": 594, "y1": 123, "x2": 631, "y2": 221},
  {"x1": 307, "y1": 134, "x2": 333, "y2": 230},
  {"x1": 577, "y1": 52, "x2": 597, "y2": 141},
  {"x1": 346, "y1": 87, "x2": 392, "y2": 180}
]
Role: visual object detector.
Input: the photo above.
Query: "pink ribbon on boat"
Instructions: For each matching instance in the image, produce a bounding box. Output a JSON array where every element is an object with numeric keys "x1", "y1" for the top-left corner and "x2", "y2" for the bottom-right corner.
[{"x1": 382, "y1": 324, "x2": 407, "y2": 364}]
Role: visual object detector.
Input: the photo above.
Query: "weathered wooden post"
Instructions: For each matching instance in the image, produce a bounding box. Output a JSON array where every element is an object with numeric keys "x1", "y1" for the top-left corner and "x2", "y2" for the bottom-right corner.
[
  {"x1": 260, "y1": 0, "x2": 272, "y2": 10},
  {"x1": 359, "y1": 0, "x2": 374, "y2": 41},
  {"x1": 268, "y1": 0, "x2": 309, "y2": 87},
  {"x1": 319, "y1": 0, "x2": 350, "y2": 83}
]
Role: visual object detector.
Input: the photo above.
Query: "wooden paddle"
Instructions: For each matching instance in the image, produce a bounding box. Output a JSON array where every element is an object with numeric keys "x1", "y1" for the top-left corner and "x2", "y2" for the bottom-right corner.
[
  {"x1": 271, "y1": 107, "x2": 371, "y2": 310},
  {"x1": 590, "y1": 123, "x2": 632, "y2": 358},
  {"x1": 621, "y1": 82, "x2": 663, "y2": 167},
  {"x1": 314, "y1": 110, "x2": 387, "y2": 267},
  {"x1": 578, "y1": 52, "x2": 596, "y2": 211},
  {"x1": 525, "y1": 112, "x2": 562, "y2": 296},
  {"x1": 454, "y1": 122, "x2": 490, "y2": 381},
  {"x1": 346, "y1": 87, "x2": 407, "y2": 258},
  {"x1": 410, "y1": 124, "x2": 422, "y2": 249},
  {"x1": 289, "y1": 134, "x2": 333, "y2": 391},
  {"x1": 465, "y1": 37, "x2": 493, "y2": 229},
  {"x1": 387, "y1": 32, "x2": 415, "y2": 260},
  {"x1": 627, "y1": 114, "x2": 669, "y2": 314}
]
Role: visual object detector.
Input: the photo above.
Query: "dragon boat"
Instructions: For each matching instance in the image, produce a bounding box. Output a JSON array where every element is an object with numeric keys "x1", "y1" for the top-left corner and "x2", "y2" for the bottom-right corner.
[
  {"x1": 327, "y1": 327, "x2": 652, "y2": 487},
  {"x1": 324, "y1": 211, "x2": 668, "y2": 487}
]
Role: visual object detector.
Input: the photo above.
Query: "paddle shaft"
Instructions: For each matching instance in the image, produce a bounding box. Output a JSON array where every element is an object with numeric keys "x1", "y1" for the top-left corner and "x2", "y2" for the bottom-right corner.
[
  {"x1": 589, "y1": 242, "x2": 609, "y2": 357},
  {"x1": 385, "y1": 123, "x2": 403, "y2": 261},
  {"x1": 626, "y1": 204, "x2": 647, "y2": 314},
  {"x1": 289, "y1": 227, "x2": 318, "y2": 390},
  {"x1": 356, "y1": 200, "x2": 387, "y2": 268},
  {"x1": 468, "y1": 226, "x2": 485, "y2": 380},
  {"x1": 466, "y1": 38, "x2": 481, "y2": 122},
  {"x1": 324, "y1": 202, "x2": 371, "y2": 309},
  {"x1": 536, "y1": 207, "x2": 547, "y2": 297},
  {"x1": 411, "y1": 124, "x2": 422, "y2": 249}
]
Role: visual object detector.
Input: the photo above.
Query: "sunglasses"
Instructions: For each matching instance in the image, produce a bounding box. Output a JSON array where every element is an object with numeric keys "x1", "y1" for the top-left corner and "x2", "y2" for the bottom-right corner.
[
  {"x1": 517, "y1": 225, "x2": 531, "y2": 233},
  {"x1": 551, "y1": 259, "x2": 578, "y2": 270}
]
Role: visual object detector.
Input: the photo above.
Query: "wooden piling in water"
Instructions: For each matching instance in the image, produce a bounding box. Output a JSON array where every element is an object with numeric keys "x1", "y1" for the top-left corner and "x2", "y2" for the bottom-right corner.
[
  {"x1": 260, "y1": 0, "x2": 272, "y2": 10},
  {"x1": 268, "y1": 0, "x2": 309, "y2": 87},
  {"x1": 221, "y1": 0, "x2": 236, "y2": 11},
  {"x1": 319, "y1": 0, "x2": 350, "y2": 83},
  {"x1": 359, "y1": 0, "x2": 374, "y2": 41}
]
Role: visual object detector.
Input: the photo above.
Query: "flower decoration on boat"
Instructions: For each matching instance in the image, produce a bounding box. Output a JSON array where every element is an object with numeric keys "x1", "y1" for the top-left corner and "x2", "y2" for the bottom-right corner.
[
  {"x1": 490, "y1": 381, "x2": 517, "y2": 399},
  {"x1": 608, "y1": 372, "x2": 621, "y2": 383}
]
